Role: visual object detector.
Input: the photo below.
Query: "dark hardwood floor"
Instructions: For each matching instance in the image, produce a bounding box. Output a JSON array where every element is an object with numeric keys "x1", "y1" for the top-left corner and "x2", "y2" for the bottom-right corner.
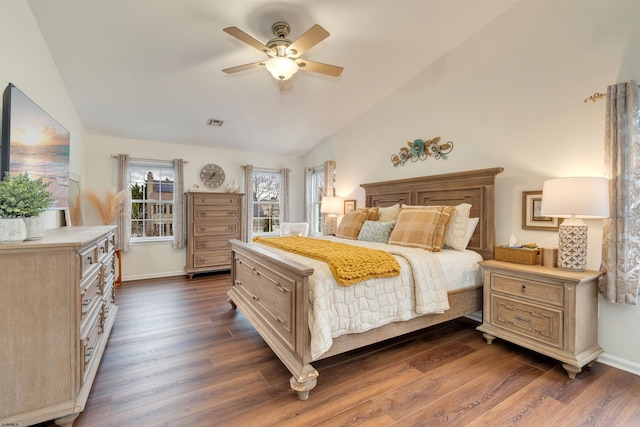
[{"x1": 45, "y1": 273, "x2": 640, "y2": 426}]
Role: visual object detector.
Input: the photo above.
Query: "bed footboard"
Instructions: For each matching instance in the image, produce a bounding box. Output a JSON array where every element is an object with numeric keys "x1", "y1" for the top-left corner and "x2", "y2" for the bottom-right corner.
[{"x1": 227, "y1": 239, "x2": 317, "y2": 399}]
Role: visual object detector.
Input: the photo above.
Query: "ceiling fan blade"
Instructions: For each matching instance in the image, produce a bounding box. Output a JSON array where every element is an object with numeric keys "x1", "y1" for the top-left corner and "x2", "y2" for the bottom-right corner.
[
  {"x1": 222, "y1": 61, "x2": 265, "y2": 74},
  {"x1": 297, "y1": 59, "x2": 343, "y2": 77},
  {"x1": 287, "y1": 24, "x2": 329, "y2": 57},
  {"x1": 223, "y1": 26, "x2": 272, "y2": 55}
]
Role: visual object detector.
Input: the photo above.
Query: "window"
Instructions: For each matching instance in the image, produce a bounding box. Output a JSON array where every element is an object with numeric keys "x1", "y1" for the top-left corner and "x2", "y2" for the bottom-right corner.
[
  {"x1": 252, "y1": 169, "x2": 281, "y2": 236},
  {"x1": 310, "y1": 166, "x2": 325, "y2": 234},
  {"x1": 130, "y1": 160, "x2": 175, "y2": 241}
]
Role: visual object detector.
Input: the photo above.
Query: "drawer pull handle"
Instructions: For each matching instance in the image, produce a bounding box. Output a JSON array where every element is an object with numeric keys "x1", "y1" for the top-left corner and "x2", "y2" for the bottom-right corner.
[
  {"x1": 515, "y1": 316, "x2": 531, "y2": 323},
  {"x1": 252, "y1": 294, "x2": 259, "y2": 301},
  {"x1": 83, "y1": 298, "x2": 92, "y2": 306},
  {"x1": 263, "y1": 308, "x2": 284, "y2": 325},
  {"x1": 87, "y1": 256, "x2": 93, "y2": 265},
  {"x1": 234, "y1": 280, "x2": 242, "y2": 286},
  {"x1": 85, "y1": 346, "x2": 94, "y2": 361},
  {"x1": 521, "y1": 284, "x2": 526, "y2": 292}
]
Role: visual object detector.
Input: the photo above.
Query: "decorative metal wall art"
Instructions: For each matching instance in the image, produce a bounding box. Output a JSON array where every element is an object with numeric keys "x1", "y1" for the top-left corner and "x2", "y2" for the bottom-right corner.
[{"x1": 390, "y1": 137, "x2": 453, "y2": 167}]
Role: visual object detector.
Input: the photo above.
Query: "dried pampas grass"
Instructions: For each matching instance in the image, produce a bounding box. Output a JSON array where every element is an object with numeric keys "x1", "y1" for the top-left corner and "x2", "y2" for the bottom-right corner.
[{"x1": 85, "y1": 188, "x2": 128, "y2": 225}]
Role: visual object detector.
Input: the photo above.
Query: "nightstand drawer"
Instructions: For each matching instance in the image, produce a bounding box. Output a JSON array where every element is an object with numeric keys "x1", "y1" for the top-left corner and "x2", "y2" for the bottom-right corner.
[
  {"x1": 492, "y1": 273, "x2": 563, "y2": 307},
  {"x1": 491, "y1": 295, "x2": 562, "y2": 348}
]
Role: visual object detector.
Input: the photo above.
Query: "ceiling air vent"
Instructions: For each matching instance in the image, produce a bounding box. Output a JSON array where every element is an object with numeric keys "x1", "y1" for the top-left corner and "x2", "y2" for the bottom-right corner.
[{"x1": 206, "y1": 119, "x2": 224, "y2": 127}]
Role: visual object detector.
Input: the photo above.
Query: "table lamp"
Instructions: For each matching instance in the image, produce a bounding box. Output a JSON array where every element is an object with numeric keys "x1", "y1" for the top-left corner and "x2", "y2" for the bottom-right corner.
[
  {"x1": 540, "y1": 177, "x2": 609, "y2": 272},
  {"x1": 320, "y1": 196, "x2": 344, "y2": 235}
]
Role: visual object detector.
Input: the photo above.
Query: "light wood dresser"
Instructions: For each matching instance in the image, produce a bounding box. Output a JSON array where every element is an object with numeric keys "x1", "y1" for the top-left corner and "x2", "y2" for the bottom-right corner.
[
  {"x1": 477, "y1": 260, "x2": 603, "y2": 378},
  {"x1": 185, "y1": 191, "x2": 243, "y2": 278},
  {"x1": 0, "y1": 226, "x2": 118, "y2": 427}
]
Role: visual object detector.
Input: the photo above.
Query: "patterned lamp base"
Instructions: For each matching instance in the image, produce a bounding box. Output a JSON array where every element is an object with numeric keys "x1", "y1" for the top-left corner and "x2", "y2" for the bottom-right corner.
[{"x1": 557, "y1": 221, "x2": 588, "y2": 272}]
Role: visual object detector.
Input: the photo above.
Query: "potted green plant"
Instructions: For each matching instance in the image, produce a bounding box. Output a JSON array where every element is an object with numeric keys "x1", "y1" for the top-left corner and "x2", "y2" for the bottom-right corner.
[{"x1": 0, "y1": 172, "x2": 56, "y2": 242}]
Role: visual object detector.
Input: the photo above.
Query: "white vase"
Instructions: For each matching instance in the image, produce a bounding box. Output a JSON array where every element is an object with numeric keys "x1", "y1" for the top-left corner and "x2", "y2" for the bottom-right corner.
[
  {"x1": 0, "y1": 218, "x2": 27, "y2": 244},
  {"x1": 23, "y1": 216, "x2": 45, "y2": 240}
]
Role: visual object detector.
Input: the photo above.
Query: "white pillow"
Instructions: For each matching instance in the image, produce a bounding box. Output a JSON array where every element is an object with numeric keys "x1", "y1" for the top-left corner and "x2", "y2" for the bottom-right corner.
[
  {"x1": 462, "y1": 217, "x2": 480, "y2": 249},
  {"x1": 378, "y1": 203, "x2": 400, "y2": 222},
  {"x1": 443, "y1": 203, "x2": 472, "y2": 251}
]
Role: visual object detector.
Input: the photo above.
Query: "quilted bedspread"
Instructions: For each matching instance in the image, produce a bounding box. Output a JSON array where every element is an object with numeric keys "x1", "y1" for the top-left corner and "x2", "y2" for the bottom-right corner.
[{"x1": 253, "y1": 237, "x2": 449, "y2": 360}]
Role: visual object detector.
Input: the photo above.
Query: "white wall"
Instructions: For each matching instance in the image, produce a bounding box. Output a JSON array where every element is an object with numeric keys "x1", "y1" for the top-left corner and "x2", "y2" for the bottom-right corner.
[
  {"x1": 304, "y1": 1, "x2": 640, "y2": 373},
  {"x1": 84, "y1": 134, "x2": 304, "y2": 280}
]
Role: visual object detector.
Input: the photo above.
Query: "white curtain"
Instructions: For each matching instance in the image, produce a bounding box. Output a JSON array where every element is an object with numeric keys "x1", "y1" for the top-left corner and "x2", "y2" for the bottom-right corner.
[
  {"x1": 304, "y1": 167, "x2": 313, "y2": 226},
  {"x1": 280, "y1": 168, "x2": 290, "y2": 223},
  {"x1": 116, "y1": 154, "x2": 131, "y2": 252},
  {"x1": 322, "y1": 160, "x2": 336, "y2": 235},
  {"x1": 600, "y1": 80, "x2": 640, "y2": 304},
  {"x1": 172, "y1": 159, "x2": 185, "y2": 249},
  {"x1": 242, "y1": 164, "x2": 253, "y2": 242}
]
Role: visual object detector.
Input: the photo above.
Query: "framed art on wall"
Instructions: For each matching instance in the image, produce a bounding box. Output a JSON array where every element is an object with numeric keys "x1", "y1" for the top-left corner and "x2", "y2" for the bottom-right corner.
[
  {"x1": 522, "y1": 190, "x2": 560, "y2": 230},
  {"x1": 1, "y1": 83, "x2": 70, "y2": 208},
  {"x1": 344, "y1": 199, "x2": 356, "y2": 213}
]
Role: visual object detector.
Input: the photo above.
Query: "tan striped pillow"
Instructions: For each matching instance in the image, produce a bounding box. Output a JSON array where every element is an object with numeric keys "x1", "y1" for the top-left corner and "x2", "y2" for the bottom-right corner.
[
  {"x1": 336, "y1": 209, "x2": 369, "y2": 239},
  {"x1": 388, "y1": 206, "x2": 444, "y2": 251},
  {"x1": 366, "y1": 206, "x2": 379, "y2": 221}
]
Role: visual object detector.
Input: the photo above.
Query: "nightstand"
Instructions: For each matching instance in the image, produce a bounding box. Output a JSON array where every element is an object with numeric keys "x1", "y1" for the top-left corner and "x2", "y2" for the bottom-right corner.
[{"x1": 477, "y1": 260, "x2": 603, "y2": 378}]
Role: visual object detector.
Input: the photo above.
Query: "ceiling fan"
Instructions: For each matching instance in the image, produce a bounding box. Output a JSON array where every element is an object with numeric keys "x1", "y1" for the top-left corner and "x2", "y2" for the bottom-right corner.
[{"x1": 222, "y1": 21, "x2": 343, "y2": 89}]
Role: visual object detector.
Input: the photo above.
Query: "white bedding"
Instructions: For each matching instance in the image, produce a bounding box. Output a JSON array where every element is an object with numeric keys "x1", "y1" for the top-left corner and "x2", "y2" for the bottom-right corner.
[{"x1": 252, "y1": 236, "x2": 483, "y2": 360}]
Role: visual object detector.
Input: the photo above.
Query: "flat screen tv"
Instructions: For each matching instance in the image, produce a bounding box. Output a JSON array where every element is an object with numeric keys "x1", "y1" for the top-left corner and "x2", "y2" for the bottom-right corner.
[{"x1": 1, "y1": 83, "x2": 70, "y2": 208}]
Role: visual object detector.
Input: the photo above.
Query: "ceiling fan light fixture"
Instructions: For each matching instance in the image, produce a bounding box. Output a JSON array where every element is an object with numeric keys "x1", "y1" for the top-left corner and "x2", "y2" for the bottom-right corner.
[{"x1": 265, "y1": 57, "x2": 298, "y2": 80}]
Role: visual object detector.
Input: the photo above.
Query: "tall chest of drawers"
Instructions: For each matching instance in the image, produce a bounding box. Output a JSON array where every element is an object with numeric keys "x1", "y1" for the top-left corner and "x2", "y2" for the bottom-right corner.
[
  {"x1": 185, "y1": 191, "x2": 243, "y2": 278},
  {"x1": 0, "y1": 226, "x2": 118, "y2": 427},
  {"x1": 477, "y1": 260, "x2": 603, "y2": 378}
]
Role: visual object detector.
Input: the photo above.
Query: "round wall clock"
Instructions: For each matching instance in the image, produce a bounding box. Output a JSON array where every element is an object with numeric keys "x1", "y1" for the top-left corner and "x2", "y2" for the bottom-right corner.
[{"x1": 200, "y1": 164, "x2": 225, "y2": 188}]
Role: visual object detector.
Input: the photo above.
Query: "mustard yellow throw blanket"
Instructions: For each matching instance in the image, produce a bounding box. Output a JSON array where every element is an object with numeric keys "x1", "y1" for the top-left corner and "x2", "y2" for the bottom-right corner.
[{"x1": 253, "y1": 236, "x2": 400, "y2": 286}]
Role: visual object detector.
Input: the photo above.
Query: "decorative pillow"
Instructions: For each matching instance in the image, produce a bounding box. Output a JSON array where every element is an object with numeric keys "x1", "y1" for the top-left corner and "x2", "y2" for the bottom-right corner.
[
  {"x1": 336, "y1": 209, "x2": 369, "y2": 239},
  {"x1": 378, "y1": 204, "x2": 400, "y2": 222},
  {"x1": 434, "y1": 206, "x2": 456, "y2": 251},
  {"x1": 366, "y1": 206, "x2": 379, "y2": 221},
  {"x1": 358, "y1": 220, "x2": 396, "y2": 243},
  {"x1": 387, "y1": 206, "x2": 443, "y2": 251},
  {"x1": 444, "y1": 203, "x2": 472, "y2": 251},
  {"x1": 462, "y1": 217, "x2": 479, "y2": 249}
]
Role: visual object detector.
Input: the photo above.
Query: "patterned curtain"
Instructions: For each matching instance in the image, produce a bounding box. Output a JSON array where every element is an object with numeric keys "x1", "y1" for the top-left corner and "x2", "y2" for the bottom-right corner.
[
  {"x1": 116, "y1": 154, "x2": 131, "y2": 252},
  {"x1": 323, "y1": 160, "x2": 336, "y2": 235},
  {"x1": 242, "y1": 164, "x2": 253, "y2": 242},
  {"x1": 280, "y1": 168, "x2": 290, "y2": 223},
  {"x1": 600, "y1": 80, "x2": 640, "y2": 304},
  {"x1": 172, "y1": 159, "x2": 185, "y2": 249}
]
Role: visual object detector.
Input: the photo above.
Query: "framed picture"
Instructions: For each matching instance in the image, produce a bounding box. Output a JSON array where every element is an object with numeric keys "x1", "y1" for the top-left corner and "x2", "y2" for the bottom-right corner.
[
  {"x1": 1, "y1": 83, "x2": 70, "y2": 208},
  {"x1": 344, "y1": 199, "x2": 356, "y2": 213},
  {"x1": 522, "y1": 190, "x2": 560, "y2": 231},
  {"x1": 67, "y1": 173, "x2": 85, "y2": 226}
]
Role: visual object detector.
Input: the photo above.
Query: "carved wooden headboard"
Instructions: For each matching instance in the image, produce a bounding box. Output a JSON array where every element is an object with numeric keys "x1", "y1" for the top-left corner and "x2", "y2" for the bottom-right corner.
[{"x1": 360, "y1": 167, "x2": 504, "y2": 260}]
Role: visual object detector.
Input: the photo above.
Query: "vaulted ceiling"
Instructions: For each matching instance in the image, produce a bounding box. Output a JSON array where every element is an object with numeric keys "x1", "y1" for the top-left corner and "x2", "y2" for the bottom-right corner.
[{"x1": 28, "y1": 0, "x2": 518, "y2": 156}]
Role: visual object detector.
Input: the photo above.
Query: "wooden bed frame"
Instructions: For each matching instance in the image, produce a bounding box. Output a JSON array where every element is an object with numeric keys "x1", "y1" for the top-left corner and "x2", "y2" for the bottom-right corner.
[{"x1": 227, "y1": 167, "x2": 503, "y2": 399}]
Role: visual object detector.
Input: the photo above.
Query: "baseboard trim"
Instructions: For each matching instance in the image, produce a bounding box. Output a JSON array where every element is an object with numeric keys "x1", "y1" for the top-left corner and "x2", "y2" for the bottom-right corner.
[
  {"x1": 596, "y1": 353, "x2": 640, "y2": 377},
  {"x1": 122, "y1": 271, "x2": 187, "y2": 282}
]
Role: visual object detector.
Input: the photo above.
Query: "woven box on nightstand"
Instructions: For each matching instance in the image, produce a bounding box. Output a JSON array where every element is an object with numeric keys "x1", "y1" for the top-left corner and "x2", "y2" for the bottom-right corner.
[{"x1": 494, "y1": 246, "x2": 540, "y2": 265}]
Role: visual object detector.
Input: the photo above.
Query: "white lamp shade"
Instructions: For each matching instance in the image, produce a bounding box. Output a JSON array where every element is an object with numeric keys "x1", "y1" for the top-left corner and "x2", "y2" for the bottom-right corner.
[
  {"x1": 265, "y1": 57, "x2": 299, "y2": 80},
  {"x1": 541, "y1": 177, "x2": 610, "y2": 219},
  {"x1": 320, "y1": 196, "x2": 344, "y2": 215}
]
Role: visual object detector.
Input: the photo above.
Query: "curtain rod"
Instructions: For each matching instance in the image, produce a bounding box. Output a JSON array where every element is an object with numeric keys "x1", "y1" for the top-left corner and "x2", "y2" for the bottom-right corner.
[
  {"x1": 584, "y1": 92, "x2": 606, "y2": 103},
  {"x1": 111, "y1": 155, "x2": 189, "y2": 164},
  {"x1": 241, "y1": 165, "x2": 289, "y2": 172},
  {"x1": 584, "y1": 84, "x2": 640, "y2": 103}
]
